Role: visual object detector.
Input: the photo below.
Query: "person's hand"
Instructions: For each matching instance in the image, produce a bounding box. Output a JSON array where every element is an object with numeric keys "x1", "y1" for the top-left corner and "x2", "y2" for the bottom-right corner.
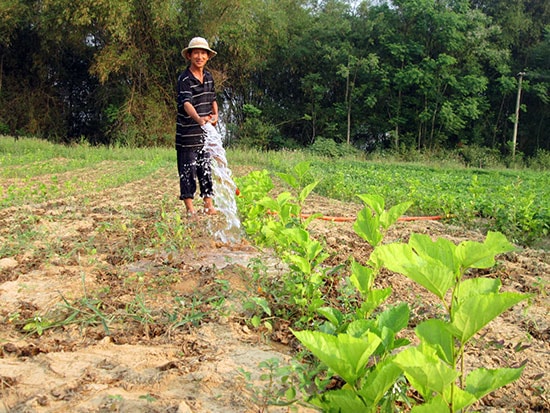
[{"x1": 209, "y1": 114, "x2": 218, "y2": 126}]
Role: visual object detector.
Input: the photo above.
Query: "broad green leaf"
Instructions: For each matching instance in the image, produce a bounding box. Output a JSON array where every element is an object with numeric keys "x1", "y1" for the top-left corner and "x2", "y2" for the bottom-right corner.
[
  {"x1": 306, "y1": 239, "x2": 325, "y2": 262},
  {"x1": 258, "y1": 197, "x2": 281, "y2": 211},
  {"x1": 285, "y1": 386, "x2": 296, "y2": 401},
  {"x1": 376, "y1": 302, "x2": 410, "y2": 334},
  {"x1": 346, "y1": 319, "x2": 377, "y2": 338},
  {"x1": 455, "y1": 277, "x2": 501, "y2": 304},
  {"x1": 282, "y1": 203, "x2": 300, "y2": 223},
  {"x1": 251, "y1": 315, "x2": 261, "y2": 328},
  {"x1": 394, "y1": 346, "x2": 459, "y2": 398},
  {"x1": 250, "y1": 296, "x2": 271, "y2": 316},
  {"x1": 416, "y1": 319, "x2": 454, "y2": 365},
  {"x1": 356, "y1": 193, "x2": 385, "y2": 215},
  {"x1": 455, "y1": 231, "x2": 514, "y2": 269},
  {"x1": 283, "y1": 227, "x2": 309, "y2": 245},
  {"x1": 317, "y1": 307, "x2": 344, "y2": 328},
  {"x1": 358, "y1": 357, "x2": 403, "y2": 406},
  {"x1": 275, "y1": 191, "x2": 294, "y2": 205},
  {"x1": 294, "y1": 161, "x2": 311, "y2": 179},
  {"x1": 360, "y1": 288, "x2": 392, "y2": 316},
  {"x1": 441, "y1": 384, "x2": 478, "y2": 411},
  {"x1": 394, "y1": 338, "x2": 410, "y2": 348},
  {"x1": 465, "y1": 367, "x2": 525, "y2": 399},
  {"x1": 378, "y1": 326, "x2": 396, "y2": 354},
  {"x1": 276, "y1": 172, "x2": 299, "y2": 189},
  {"x1": 299, "y1": 181, "x2": 319, "y2": 204},
  {"x1": 450, "y1": 292, "x2": 528, "y2": 343},
  {"x1": 292, "y1": 330, "x2": 381, "y2": 386},
  {"x1": 410, "y1": 394, "x2": 448, "y2": 413},
  {"x1": 410, "y1": 233, "x2": 459, "y2": 274},
  {"x1": 354, "y1": 207, "x2": 383, "y2": 246},
  {"x1": 372, "y1": 243, "x2": 454, "y2": 299},
  {"x1": 286, "y1": 254, "x2": 311, "y2": 274},
  {"x1": 310, "y1": 388, "x2": 372, "y2": 413},
  {"x1": 349, "y1": 259, "x2": 376, "y2": 295},
  {"x1": 380, "y1": 201, "x2": 413, "y2": 229}
]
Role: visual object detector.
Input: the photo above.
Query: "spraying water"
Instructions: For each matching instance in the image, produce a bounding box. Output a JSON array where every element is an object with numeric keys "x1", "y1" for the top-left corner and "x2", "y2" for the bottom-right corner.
[{"x1": 203, "y1": 123, "x2": 242, "y2": 243}]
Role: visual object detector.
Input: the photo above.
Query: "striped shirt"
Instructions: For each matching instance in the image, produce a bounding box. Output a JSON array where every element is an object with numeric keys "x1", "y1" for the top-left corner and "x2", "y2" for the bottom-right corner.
[{"x1": 175, "y1": 68, "x2": 216, "y2": 148}]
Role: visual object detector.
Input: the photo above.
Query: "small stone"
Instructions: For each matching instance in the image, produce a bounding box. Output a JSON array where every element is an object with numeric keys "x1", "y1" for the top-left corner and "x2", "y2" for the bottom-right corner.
[
  {"x1": 36, "y1": 395, "x2": 49, "y2": 406},
  {"x1": 3, "y1": 343, "x2": 18, "y2": 354},
  {"x1": 0, "y1": 258, "x2": 18, "y2": 270},
  {"x1": 177, "y1": 400, "x2": 192, "y2": 413}
]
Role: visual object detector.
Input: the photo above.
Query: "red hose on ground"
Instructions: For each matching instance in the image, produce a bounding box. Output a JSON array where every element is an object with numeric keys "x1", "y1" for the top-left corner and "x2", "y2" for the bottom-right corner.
[{"x1": 236, "y1": 190, "x2": 449, "y2": 222}]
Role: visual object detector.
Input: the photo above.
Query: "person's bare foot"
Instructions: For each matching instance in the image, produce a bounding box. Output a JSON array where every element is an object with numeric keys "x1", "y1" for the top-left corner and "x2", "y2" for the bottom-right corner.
[
  {"x1": 203, "y1": 197, "x2": 218, "y2": 215},
  {"x1": 204, "y1": 208, "x2": 217, "y2": 215},
  {"x1": 183, "y1": 198, "x2": 196, "y2": 216}
]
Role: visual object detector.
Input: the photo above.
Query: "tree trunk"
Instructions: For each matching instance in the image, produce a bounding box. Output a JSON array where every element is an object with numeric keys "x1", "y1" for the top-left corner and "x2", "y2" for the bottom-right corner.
[{"x1": 345, "y1": 62, "x2": 351, "y2": 145}]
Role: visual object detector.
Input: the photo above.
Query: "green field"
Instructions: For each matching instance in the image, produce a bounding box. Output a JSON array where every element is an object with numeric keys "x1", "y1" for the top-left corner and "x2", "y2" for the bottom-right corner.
[
  {"x1": 1, "y1": 137, "x2": 548, "y2": 246},
  {"x1": 1, "y1": 136, "x2": 548, "y2": 411}
]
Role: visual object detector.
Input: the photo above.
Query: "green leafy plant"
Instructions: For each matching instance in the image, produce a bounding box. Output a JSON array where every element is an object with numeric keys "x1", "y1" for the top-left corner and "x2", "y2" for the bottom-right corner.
[
  {"x1": 353, "y1": 194, "x2": 412, "y2": 247},
  {"x1": 372, "y1": 231, "x2": 530, "y2": 412},
  {"x1": 238, "y1": 358, "x2": 298, "y2": 412},
  {"x1": 154, "y1": 197, "x2": 192, "y2": 250},
  {"x1": 289, "y1": 195, "x2": 529, "y2": 412},
  {"x1": 235, "y1": 166, "x2": 530, "y2": 411},
  {"x1": 289, "y1": 195, "x2": 412, "y2": 411},
  {"x1": 236, "y1": 164, "x2": 326, "y2": 326}
]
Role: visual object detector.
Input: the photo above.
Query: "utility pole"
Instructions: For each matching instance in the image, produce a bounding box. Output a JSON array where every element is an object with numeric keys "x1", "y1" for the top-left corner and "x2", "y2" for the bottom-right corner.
[{"x1": 512, "y1": 72, "x2": 526, "y2": 160}]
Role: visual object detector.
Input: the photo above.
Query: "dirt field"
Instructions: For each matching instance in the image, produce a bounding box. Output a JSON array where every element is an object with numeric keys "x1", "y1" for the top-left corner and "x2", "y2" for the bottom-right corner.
[{"x1": 0, "y1": 164, "x2": 548, "y2": 412}]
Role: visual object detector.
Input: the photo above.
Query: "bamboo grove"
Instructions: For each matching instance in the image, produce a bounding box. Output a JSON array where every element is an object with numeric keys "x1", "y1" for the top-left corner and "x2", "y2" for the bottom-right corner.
[{"x1": 0, "y1": 0, "x2": 548, "y2": 155}]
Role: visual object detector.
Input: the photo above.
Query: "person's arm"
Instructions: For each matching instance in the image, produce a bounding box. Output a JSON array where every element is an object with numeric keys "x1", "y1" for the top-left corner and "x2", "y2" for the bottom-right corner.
[
  {"x1": 183, "y1": 102, "x2": 208, "y2": 126},
  {"x1": 210, "y1": 101, "x2": 219, "y2": 126}
]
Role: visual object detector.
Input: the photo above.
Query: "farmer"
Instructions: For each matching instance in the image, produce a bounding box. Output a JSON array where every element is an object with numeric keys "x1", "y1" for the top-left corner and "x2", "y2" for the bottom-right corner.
[{"x1": 175, "y1": 37, "x2": 219, "y2": 216}]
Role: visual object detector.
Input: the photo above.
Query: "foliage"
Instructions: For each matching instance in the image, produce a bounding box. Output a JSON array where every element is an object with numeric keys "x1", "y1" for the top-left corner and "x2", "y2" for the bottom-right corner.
[
  {"x1": 2, "y1": 138, "x2": 548, "y2": 246},
  {"x1": 235, "y1": 166, "x2": 529, "y2": 411},
  {"x1": 0, "y1": 135, "x2": 539, "y2": 411},
  {"x1": 458, "y1": 144, "x2": 504, "y2": 169},
  {"x1": 528, "y1": 149, "x2": 550, "y2": 171},
  {"x1": 309, "y1": 137, "x2": 363, "y2": 158},
  {"x1": 0, "y1": 0, "x2": 548, "y2": 154},
  {"x1": 234, "y1": 105, "x2": 280, "y2": 150},
  {"x1": 235, "y1": 162, "x2": 329, "y2": 326},
  {"x1": 0, "y1": 138, "x2": 172, "y2": 208}
]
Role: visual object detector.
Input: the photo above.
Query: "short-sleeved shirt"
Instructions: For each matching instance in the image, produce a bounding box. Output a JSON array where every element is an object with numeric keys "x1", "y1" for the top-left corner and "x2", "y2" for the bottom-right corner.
[{"x1": 175, "y1": 68, "x2": 216, "y2": 149}]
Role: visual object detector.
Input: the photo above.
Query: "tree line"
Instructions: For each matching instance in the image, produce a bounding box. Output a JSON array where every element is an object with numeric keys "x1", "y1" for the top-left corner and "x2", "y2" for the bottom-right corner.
[{"x1": 0, "y1": 0, "x2": 548, "y2": 156}]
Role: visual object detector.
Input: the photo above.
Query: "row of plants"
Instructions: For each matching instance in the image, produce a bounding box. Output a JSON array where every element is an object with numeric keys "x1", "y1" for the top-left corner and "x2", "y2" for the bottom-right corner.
[
  {"x1": 306, "y1": 138, "x2": 550, "y2": 172},
  {"x1": 234, "y1": 162, "x2": 530, "y2": 412},
  {"x1": 2, "y1": 137, "x2": 548, "y2": 245},
  {"x1": 229, "y1": 148, "x2": 549, "y2": 246},
  {"x1": 313, "y1": 160, "x2": 548, "y2": 246},
  {"x1": 0, "y1": 138, "x2": 175, "y2": 208}
]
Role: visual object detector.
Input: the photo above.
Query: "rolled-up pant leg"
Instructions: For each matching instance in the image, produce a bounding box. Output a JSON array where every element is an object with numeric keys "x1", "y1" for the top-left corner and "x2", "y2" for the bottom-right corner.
[
  {"x1": 196, "y1": 147, "x2": 214, "y2": 199},
  {"x1": 177, "y1": 147, "x2": 213, "y2": 200}
]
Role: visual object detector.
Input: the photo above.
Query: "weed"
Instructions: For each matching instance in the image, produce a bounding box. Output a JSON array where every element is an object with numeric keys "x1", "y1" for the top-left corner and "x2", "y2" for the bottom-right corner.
[
  {"x1": 154, "y1": 197, "x2": 193, "y2": 251},
  {"x1": 139, "y1": 393, "x2": 157, "y2": 403},
  {"x1": 125, "y1": 294, "x2": 155, "y2": 338},
  {"x1": 238, "y1": 358, "x2": 299, "y2": 412},
  {"x1": 532, "y1": 276, "x2": 548, "y2": 297}
]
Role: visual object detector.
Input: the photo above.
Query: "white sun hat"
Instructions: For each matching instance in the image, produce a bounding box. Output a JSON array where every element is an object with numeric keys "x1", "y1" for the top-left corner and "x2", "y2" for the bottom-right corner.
[{"x1": 181, "y1": 37, "x2": 217, "y2": 59}]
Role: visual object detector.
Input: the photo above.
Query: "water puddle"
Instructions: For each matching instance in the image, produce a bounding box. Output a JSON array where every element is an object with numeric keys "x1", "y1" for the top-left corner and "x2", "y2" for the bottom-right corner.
[{"x1": 203, "y1": 123, "x2": 242, "y2": 243}]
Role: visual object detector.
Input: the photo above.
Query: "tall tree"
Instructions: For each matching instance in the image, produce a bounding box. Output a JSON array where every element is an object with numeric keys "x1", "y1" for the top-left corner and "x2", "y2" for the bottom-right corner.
[
  {"x1": 357, "y1": 0, "x2": 510, "y2": 150},
  {"x1": 472, "y1": 0, "x2": 550, "y2": 153}
]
